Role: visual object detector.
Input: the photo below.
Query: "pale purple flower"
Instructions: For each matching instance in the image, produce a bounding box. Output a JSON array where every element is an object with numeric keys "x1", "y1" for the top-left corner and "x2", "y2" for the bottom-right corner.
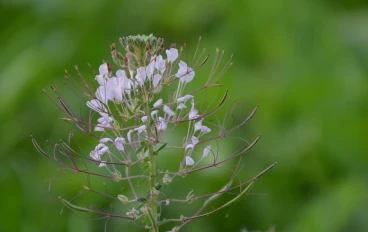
[
  {"x1": 98, "y1": 146, "x2": 109, "y2": 155},
  {"x1": 106, "y1": 77, "x2": 123, "y2": 101},
  {"x1": 95, "y1": 115, "x2": 113, "y2": 132},
  {"x1": 115, "y1": 137, "x2": 126, "y2": 151},
  {"x1": 135, "y1": 67, "x2": 147, "y2": 86},
  {"x1": 127, "y1": 129, "x2": 133, "y2": 143},
  {"x1": 135, "y1": 125, "x2": 147, "y2": 134},
  {"x1": 203, "y1": 145, "x2": 211, "y2": 157},
  {"x1": 152, "y1": 74, "x2": 162, "y2": 88},
  {"x1": 90, "y1": 149, "x2": 106, "y2": 167},
  {"x1": 177, "y1": 103, "x2": 187, "y2": 110},
  {"x1": 151, "y1": 110, "x2": 159, "y2": 118},
  {"x1": 185, "y1": 156, "x2": 195, "y2": 166},
  {"x1": 153, "y1": 99, "x2": 163, "y2": 108},
  {"x1": 154, "y1": 55, "x2": 166, "y2": 73},
  {"x1": 185, "y1": 144, "x2": 194, "y2": 151},
  {"x1": 86, "y1": 99, "x2": 107, "y2": 116},
  {"x1": 163, "y1": 105, "x2": 175, "y2": 117},
  {"x1": 96, "y1": 143, "x2": 109, "y2": 155},
  {"x1": 189, "y1": 99, "x2": 199, "y2": 119},
  {"x1": 95, "y1": 63, "x2": 108, "y2": 85},
  {"x1": 141, "y1": 116, "x2": 148, "y2": 123},
  {"x1": 194, "y1": 120, "x2": 202, "y2": 132},
  {"x1": 191, "y1": 136, "x2": 199, "y2": 146},
  {"x1": 90, "y1": 144, "x2": 108, "y2": 167},
  {"x1": 175, "y1": 61, "x2": 195, "y2": 83},
  {"x1": 146, "y1": 61, "x2": 155, "y2": 79},
  {"x1": 177, "y1": 95, "x2": 193, "y2": 103},
  {"x1": 166, "y1": 48, "x2": 178, "y2": 63},
  {"x1": 95, "y1": 86, "x2": 108, "y2": 104},
  {"x1": 157, "y1": 117, "x2": 167, "y2": 131},
  {"x1": 99, "y1": 138, "x2": 113, "y2": 143},
  {"x1": 116, "y1": 70, "x2": 133, "y2": 94},
  {"x1": 201, "y1": 125, "x2": 211, "y2": 133}
]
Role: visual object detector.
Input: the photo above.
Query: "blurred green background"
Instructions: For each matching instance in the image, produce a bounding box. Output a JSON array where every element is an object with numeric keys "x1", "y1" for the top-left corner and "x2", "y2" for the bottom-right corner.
[{"x1": 1, "y1": 0, "x2": 368, "y2": 231}]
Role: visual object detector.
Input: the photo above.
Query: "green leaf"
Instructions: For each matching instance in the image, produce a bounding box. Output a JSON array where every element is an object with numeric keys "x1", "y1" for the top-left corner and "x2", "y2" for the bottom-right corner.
[
  {"x1": 154, "y1": 143, "x2": 167, "y2": 155},
  {"x1": 137, "y1": 197, "x2": 147, "y2": 203},
  {"x1": 135, "y1": 146, "x2": 145, "y2": 155}
]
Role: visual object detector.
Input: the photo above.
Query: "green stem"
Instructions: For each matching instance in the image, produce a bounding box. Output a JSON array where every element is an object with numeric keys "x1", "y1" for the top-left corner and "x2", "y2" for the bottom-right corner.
[
  {"x1": 143, "y1": 100, "x2": 158, "y2": 232},
  {"x1": 148, "y1": 144, "x2": 158, "y2": 232}
]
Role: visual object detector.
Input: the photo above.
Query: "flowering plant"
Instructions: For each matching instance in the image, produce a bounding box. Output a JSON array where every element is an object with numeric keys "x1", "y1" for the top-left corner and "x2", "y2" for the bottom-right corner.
[{"x1": 32, "y1": 34, "x2": 276, "y2": 232}]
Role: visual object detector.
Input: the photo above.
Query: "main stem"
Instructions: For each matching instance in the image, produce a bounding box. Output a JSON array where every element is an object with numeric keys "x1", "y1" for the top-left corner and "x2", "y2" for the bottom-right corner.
[
  {"x1": 148, "y1": 144, "x2": 158, "y2": 232},
  {"x1": 143, "y1": 99, "x2": 159, "y2": 232}
]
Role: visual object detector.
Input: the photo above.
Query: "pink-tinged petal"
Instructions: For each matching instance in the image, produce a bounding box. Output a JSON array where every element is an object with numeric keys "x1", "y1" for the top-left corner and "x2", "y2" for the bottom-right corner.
[
  {"x1": 166, "y1": 48, "x2": 178, "y2": 63},
  {"x1": 185, "y1": 156, "x2": 195, "y2": 166}
]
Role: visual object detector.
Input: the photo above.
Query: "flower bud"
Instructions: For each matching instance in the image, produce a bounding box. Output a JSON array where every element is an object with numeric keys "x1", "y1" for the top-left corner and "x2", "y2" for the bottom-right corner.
[
  {"x1": 118, "y1": 194, "x2": 129, "y2": 204},
  {"x1": 163, "y1": 172, "x2": 172, "y2": 185}
]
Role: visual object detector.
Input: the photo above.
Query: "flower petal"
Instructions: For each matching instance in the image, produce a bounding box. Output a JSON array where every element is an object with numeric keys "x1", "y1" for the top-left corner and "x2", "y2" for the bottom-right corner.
[
  {"x1": 203, "y1": 145, "x2": 211, "y2": 157},
  {"x1": 166, "y1": 48, "x2": 178, "y2": 63},
  {"x1": 185, "y1": 156, "x2": 195, "y2": 166},
  {"x1": 152, "y1": 74, "x2": 161, "y2": 88},
  {"x1": 153, "y1": 99, "x2": 163, "y2": 108}
]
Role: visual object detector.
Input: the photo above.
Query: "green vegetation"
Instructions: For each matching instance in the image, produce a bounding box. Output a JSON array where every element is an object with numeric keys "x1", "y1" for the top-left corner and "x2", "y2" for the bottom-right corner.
[{"x1": 1, "y1": 0, "x2": 367, "y2": 231}]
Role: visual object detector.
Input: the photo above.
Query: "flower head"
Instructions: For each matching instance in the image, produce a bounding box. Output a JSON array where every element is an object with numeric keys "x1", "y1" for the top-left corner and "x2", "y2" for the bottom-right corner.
[{"x1": 33, "y1": 34, "x2": 272, "y2": 232}]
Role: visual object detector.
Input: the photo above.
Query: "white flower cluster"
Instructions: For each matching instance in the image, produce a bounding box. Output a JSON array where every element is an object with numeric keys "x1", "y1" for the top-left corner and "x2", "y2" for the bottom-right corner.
[
  {"x1": 33, "y1": 34, "x2": 271, "y2": 232},
  {"x1": 85, "y1": 47, "x2": 212, "y2": 169}
]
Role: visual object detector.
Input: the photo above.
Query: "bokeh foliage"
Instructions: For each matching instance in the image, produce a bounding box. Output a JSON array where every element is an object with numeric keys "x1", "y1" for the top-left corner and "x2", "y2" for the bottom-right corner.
[{"x1": 1, "y1": 0, "x2": 368, "y2": 231}]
